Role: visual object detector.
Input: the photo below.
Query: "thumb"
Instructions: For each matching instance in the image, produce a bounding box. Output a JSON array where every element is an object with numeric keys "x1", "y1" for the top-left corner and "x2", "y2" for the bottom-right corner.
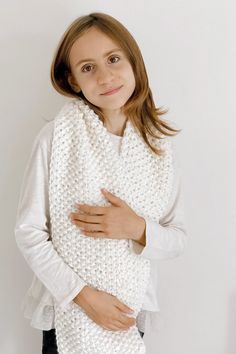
[{"x1": 101, "y1": 189, "x2": 123, "y2": 206}]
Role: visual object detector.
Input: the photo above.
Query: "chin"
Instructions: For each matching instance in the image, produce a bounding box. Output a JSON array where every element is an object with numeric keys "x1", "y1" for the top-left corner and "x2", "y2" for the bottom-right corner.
[{"x1": 101, "y1": 97, "x2": 131, "y2": 109}]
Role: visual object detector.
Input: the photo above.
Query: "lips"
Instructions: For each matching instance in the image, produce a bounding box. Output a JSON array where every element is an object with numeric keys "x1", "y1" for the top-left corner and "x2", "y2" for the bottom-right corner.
[{"x1": 101, "y1": 85, "x2": 123, "y2": 95}]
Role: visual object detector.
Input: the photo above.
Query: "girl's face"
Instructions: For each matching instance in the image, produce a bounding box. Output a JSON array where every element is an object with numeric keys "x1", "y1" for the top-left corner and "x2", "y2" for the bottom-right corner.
[{"x1": 68, "y1": 27, "x2": 136, "y2": 115}]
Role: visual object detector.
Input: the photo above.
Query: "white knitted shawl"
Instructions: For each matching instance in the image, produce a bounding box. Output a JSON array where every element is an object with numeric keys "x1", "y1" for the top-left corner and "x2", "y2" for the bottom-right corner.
[{"x1": 49, "y1": 98, "x2": 174, "y2": 354}]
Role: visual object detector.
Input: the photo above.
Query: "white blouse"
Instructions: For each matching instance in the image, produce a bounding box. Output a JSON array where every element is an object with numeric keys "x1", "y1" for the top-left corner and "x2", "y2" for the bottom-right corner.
[{"x1": 14, "y1": 120, "x2": 188, "y2": 333}]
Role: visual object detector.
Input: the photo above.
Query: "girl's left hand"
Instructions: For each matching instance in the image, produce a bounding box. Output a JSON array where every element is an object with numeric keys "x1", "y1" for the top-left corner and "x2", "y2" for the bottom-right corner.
[{"x1": 69, "y1": 188, "x2": 145, "y2": 241}]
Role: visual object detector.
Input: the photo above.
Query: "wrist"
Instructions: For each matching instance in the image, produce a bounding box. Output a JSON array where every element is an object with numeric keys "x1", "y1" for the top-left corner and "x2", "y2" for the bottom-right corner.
[
  {"x1": 134, "y1": 217, "x2": 146, "y2": 245},
  {"x1": 73, "y1": 285, "x2": 94, "y2": 305}
]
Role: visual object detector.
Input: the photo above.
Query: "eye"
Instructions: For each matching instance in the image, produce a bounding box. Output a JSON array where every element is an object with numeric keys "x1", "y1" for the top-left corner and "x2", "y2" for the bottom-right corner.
[
  {"x1": 108, "y1": 55, "x2": 120, "y2": 63},
  {"x1": 81, "y1": 64, "x2": 93, "y2": 73}
]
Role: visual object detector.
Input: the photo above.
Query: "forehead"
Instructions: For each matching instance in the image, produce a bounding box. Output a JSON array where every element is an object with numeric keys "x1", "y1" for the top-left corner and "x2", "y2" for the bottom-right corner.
[{"x1": 69, "y1": 27, "x2": 121, "y2": 66}]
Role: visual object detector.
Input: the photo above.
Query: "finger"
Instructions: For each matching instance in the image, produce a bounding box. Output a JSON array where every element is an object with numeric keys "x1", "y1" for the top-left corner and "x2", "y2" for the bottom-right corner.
[
  {"x1": 101, "y1": 189, "x2": 123, "y2": 207},
  {"x1": 102, "y1": 323, "x2": 124, "y2": 332},
  {"x1": 70, "y1": 213, "x2": 102, "y2": 224},
  {"x1": 83, "y1": 231, "x2": 108, "y2": 238},
  {"x1": 119, "y1": 311, "x2": 136, "y2": 321},
  {"x1": 75, "y1": 204, "x2": 109, "y2": 215},
  {"x1": 71, "y1": 220, "x2": 103, "y2": 232},
  {"x1": 115, "y1": 301, "x2": 134, "y2": 315},
  {"x1": 112, "y1": 320, "x2": 131, "y2": 330},
  {"x1": 119, "y1": 313, "x2": 136, "y2": 326}
]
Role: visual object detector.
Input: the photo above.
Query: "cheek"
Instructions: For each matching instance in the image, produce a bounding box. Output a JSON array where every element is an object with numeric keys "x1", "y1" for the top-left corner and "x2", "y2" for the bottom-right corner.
[
  {"x1": 125, "y1": 70, "x2": 136, "y2": 88},
  {"x1": 77, "y1": 76, "x2": 94, "y2": 93},
  {"x1": 122, "y1": 65, "x2": 135, "y2": 84}
]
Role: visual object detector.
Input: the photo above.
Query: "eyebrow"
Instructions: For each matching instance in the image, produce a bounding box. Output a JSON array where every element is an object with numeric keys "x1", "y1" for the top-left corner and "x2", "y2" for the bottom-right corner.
[{"x1": 75, "y1": 48, "x2": 123, "y2": 67}]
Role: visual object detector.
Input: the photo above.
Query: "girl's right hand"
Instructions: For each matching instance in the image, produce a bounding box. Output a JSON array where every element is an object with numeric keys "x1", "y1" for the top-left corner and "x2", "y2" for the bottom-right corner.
[{"x1": 73, "y1": 285, "x2": 136, "y2": 331}]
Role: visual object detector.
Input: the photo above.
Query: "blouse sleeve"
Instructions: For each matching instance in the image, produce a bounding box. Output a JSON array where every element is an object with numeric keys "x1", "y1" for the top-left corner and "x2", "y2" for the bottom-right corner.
[
  {"x1": 14, "y1": 122, "x2": 87, "y2": 310},
  {"x1": 129, "y1": 143, "x2": 189, "y2": 260}
]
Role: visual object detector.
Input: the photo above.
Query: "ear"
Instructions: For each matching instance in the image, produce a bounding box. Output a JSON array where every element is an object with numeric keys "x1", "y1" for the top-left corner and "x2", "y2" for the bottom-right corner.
[{"x1": 68, "y1": 74, "x2": 81, "y2": 93}]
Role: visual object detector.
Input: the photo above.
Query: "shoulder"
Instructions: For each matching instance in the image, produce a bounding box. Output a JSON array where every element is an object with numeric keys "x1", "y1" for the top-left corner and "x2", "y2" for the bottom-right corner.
[
  {"x1": 167, "y1": 138, "x2": 184, "y2": 203},
  {"x1": 159, "y1": 136, "x2": 181, "y2": 171},
  {"x1": 32, "y1": 98, "x2": 84, "y2": 153},
  {"x1": 169, "y1": 137, "x2": 182, "y2": 174},
  {"x1": 158, "y1": 136, "x2": 183, "y2": 195},
  {"x1": 32, "y1": 120, "x2": 55, "y2": 154}
]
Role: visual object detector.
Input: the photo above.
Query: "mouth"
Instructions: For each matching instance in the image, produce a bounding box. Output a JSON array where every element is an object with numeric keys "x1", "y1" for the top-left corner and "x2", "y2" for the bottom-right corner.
[{"x1": 100, "y1": 85, "x2": 123, "y2": 96}]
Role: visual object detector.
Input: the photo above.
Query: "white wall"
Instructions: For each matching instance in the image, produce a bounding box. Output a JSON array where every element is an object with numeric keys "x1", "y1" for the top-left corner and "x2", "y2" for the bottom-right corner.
[{"x1": 1, "y1": 0, "x2": 235, "y2": 353}]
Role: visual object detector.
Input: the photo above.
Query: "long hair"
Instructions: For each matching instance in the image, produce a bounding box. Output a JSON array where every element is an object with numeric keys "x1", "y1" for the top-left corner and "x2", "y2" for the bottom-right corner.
[{"x1": 50, "y1": 12, "x2": 181, "y2": 155}]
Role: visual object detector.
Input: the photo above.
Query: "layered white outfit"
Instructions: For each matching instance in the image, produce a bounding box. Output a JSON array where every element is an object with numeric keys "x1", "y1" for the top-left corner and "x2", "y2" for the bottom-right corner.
[{"x1": 15, "y1": 99, "x2": 188, "y2": 353}]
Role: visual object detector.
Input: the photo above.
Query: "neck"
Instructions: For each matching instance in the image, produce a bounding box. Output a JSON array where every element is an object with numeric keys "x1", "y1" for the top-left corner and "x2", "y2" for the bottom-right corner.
[{"x1": 102, "y1": 108, "x2": 127, "y2": 136}]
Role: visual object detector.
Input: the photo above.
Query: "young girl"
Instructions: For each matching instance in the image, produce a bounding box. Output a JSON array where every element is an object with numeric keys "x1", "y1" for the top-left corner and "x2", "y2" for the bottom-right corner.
[{"x1": 15, "y1": 12, "x2": 188, "y2": 354}]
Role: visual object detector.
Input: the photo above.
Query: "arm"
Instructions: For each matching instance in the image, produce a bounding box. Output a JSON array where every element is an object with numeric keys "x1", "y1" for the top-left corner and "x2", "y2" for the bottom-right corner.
[
  {"x1": 14, "y1": 123, "x2": 87, "y2": 309},
  {"x1": 129, "y1": 148, "x2": 188, "y2": 260}
]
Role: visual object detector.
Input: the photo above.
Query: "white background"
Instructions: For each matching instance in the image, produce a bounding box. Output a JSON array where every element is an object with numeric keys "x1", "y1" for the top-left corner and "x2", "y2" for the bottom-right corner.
[{"x1": 1, "y1": 0, "x2": 236, "y2": 353}]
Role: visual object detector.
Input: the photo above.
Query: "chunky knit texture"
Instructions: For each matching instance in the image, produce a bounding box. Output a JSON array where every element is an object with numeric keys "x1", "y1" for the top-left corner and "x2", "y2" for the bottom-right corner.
[{"x1": 49, "y1": 98, "x2": 174, "y2": 354}]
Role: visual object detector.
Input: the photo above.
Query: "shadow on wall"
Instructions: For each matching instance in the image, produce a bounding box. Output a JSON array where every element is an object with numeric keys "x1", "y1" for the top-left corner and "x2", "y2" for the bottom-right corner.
[{"x1": 225, "y1": 293, "x2": 236, "y2": 354}]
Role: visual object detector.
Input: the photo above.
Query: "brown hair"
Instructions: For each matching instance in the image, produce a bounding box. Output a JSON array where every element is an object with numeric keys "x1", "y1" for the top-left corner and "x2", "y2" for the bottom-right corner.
[{"x1": 50, "y1": 12, "x2": 181, "y2": 155}]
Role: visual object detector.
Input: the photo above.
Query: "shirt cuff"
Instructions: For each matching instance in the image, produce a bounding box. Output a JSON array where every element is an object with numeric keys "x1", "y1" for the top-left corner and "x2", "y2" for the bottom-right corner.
[
  {"x1": 129, "y1": 217, "x2": 155, "y2": 258},
  {"x1": 129, "y1": 217, "x2": 187, "y2": 260},
  {"x1": 58, "y1": 280, "x2": 87, "y2": 310}
]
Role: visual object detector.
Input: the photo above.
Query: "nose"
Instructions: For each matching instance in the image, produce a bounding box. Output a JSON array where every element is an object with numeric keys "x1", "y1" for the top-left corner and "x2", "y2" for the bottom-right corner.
[{"x1": 96, "y1": 65, "x2": 114, "y2": 85}]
